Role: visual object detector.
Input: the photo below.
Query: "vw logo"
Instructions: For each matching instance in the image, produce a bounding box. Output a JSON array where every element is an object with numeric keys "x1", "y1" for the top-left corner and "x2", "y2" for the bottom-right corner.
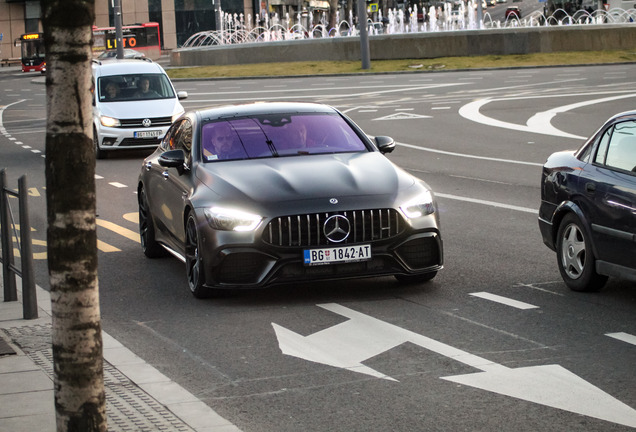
[
  {"x1": 323, "y1": 215, "x2": 350, "y2": 243},
  {"x1": 329, "y1": 198, "x2": 338, "y2": 204},
  {"x1": 142, "y1": 118, "x2": 152, "y2": 128}
]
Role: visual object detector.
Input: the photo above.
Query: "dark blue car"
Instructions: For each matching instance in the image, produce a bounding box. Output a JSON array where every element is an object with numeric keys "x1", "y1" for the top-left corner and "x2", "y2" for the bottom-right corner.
[{"x1": 539, "y1": 110, "x2": 636, "y2": 291}]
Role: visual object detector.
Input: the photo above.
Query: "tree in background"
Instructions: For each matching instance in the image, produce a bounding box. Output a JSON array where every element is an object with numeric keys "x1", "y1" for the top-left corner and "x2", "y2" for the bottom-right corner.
[{"x1": 41, "y1": 0, "x2": 107, "y2": 430}]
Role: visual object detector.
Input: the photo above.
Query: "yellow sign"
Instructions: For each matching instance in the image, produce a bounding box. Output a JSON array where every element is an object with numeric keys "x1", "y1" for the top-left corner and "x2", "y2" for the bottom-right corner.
[{"x1": 22, "y1": 33, "x2": 40, "y2": 40}]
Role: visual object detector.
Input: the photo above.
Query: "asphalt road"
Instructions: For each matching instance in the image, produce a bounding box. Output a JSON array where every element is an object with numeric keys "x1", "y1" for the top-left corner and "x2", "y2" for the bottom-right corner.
[{"x1": 1, "y1": 64, "x2": 636, "y2": 431}]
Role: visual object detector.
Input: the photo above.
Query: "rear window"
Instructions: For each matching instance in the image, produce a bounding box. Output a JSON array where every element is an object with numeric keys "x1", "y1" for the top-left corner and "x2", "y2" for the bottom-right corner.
[
  {"x1": 200, "y1": 113, "x2": 368, "y2": 162},
  {"x1": 98, "y1": 73, "x2": 175, "y2": 102}
]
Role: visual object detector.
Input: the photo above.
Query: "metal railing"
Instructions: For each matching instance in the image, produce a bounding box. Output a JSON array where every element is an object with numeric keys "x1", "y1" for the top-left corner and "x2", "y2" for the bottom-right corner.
[{"x1": 0, "y1": 169, "x2": 37, "y2": 319}]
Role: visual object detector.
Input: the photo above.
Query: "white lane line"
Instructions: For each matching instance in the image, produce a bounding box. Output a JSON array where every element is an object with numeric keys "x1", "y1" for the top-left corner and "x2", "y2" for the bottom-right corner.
[
  {"x1": 398, "y1": 141, "x2": 543, "y2": 167},
  {"x1": 436, "y1": 193, "x2": 537, "y2": 213},
  {"x1": 470, "y1": 292, "x2": 539, "y2": 310},
  {"x1": 606, "y1": 332, "x2": 636, "y2": 346},
  {"x1": 109, "y1": 182, "x2": 127, "y2": 188},
  {"x1": 184, "y1": 83, "x2": 468, "y2": 104}
]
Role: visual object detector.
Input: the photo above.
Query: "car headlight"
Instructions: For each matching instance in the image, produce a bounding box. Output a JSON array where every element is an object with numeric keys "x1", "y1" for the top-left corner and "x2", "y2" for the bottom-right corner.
[
  {"x1": 204, "y1": 207, "x2": 263, "y2": 232},
  {"x1": 399, "y1": 190, "x2": 435, "y2": 218},
  {"x1": 100, "y1": 116, "x2": 120, "y2": 127},
  {"x1": 172, "y1": 111, "x2": 184, "y2": 123}
]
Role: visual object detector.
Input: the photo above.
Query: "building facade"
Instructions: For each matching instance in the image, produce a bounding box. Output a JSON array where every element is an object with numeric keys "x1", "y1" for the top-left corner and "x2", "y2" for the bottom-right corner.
[{"x1": 0, "y1": 0, "x2": 253, "y2": 60}]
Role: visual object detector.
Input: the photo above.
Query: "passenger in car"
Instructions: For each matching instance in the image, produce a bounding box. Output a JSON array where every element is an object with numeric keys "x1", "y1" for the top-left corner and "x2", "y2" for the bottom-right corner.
[
  {"x1": 103, "y1": 81, "x2": 120, "y2": 100},
  {"x1": 134, "y1": 77, "x2": 161, "y2": 99},
  {"x1": 204, "y1": 123, "x2": 247, "y2": 161}
]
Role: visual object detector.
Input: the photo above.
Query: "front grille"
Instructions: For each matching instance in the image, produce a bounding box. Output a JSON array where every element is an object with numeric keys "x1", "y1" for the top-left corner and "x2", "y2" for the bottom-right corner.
[
  {"x1": 119, "y1": 138, "x2": 161, "y2": 147},
  {"x1": 263, "y1": 209, "x2": 405, "y2": 247},
  {"x1": 119, "y1": 117, "x2": 173, "y2": 128}
]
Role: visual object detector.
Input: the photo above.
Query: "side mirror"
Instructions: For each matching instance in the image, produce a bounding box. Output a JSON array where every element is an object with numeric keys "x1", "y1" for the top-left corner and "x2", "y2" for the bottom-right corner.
[
  {"x1": 375, "y1": 136, "x2": 396, "y2": 154},
  {"x1": 159, "y1": 149, "x2": 187, "y2": 175},
  {"x1": 177, "y1": 91, "x2": 188, "y2": 100}
]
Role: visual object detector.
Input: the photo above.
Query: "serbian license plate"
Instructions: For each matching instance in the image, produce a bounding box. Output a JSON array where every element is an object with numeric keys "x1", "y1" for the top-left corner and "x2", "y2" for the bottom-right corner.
[
  {"x1": 134, "y1": 130, "x2": 161, "y2": 138},
  {"x1": 304, "y1": 244, "x2": 371, "y2": 266}
]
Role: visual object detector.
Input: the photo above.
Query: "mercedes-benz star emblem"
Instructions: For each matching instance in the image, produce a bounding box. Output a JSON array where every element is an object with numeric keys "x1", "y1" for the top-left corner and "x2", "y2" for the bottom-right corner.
[
  {"x1": 142, "y1": 118, "x2": 152, "y2": 128},
  {"x1": 329, "y1": 198, "x2": 338, "y2": 204},
  {"x1": 323, "y1": 215, "x2": 350, "y2": 243}
]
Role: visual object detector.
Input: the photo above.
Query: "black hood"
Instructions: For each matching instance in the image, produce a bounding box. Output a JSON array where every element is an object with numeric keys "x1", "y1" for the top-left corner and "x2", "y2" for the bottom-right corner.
[{"x1": 194, "y1": 152, "x2": 418, "y2": 213}]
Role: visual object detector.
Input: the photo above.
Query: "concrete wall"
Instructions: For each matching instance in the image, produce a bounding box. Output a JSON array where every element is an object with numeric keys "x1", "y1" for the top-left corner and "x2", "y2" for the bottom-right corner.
[{"x1": 170, "y1": 24, "x2": 636, "y2": 67}]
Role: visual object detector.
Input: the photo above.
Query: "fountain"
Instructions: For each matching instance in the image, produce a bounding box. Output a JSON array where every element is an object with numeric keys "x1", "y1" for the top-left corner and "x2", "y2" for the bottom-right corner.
[{"x1": 181, "y1": 6, "x2": 636, "y2": 47}]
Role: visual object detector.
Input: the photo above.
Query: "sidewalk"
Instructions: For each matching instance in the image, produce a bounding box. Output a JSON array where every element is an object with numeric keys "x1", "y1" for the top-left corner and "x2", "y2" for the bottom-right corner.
[{"x1": 0, "y1": 272, "x2": 242, "y2": 432}]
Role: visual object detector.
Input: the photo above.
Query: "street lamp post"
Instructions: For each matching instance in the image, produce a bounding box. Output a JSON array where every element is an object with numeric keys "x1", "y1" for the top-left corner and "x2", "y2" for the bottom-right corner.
[
  {"x1": 113, "y1": 0, "x2": 124, "y2": 58},
  {"x1": 357, "y1": 0, "x2": 370, "y2": 69}
]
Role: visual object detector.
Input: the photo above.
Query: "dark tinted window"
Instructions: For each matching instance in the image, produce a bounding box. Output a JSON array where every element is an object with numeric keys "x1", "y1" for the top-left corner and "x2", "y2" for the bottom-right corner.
[{"x1": 200, "y1": 113, "x2": 367, "y2": 162}]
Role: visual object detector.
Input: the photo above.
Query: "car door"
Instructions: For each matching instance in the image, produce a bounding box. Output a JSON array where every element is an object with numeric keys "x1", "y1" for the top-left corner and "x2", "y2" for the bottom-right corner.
[
  {"x1": 584, "y1": 119, "x2": 636, "y2": 269},
  {"x1": 143, "y1": 118, "x2": 192, "y2": 251},
  {"x1": 158, "y1": 118, "x2": 194, "y2": 251}
]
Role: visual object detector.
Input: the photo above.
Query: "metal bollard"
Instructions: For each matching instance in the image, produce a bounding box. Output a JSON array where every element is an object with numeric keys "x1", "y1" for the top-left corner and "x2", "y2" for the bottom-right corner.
[{"x1": 19, "y1": 176, "x2": 37, "y2": 319}]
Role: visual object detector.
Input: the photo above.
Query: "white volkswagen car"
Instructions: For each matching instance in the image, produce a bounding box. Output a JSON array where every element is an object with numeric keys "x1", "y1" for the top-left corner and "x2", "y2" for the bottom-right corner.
[{"x1": 92, "y1": 58, "x2": 187, "y2": 159}]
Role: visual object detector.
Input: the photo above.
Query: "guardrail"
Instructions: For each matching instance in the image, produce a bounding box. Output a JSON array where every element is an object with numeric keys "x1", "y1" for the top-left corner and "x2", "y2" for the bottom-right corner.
[
  {"x1": 0, "y1": 58, "x2": 20, "y2": 67},
  {"x1": 0, "y1": 169, "x2": 37, "y2": 319}
]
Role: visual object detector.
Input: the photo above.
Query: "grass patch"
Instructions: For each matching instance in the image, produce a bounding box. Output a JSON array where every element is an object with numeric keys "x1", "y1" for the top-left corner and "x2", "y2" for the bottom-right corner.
[{"x1": 166, "y1": 49, "x2": 636, "y2": 79}]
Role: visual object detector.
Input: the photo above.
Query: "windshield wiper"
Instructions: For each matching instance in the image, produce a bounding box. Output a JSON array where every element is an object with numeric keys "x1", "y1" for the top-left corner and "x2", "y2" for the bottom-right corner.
[{"x1": 266, "y1": 139, "x2": 279, "y2": 157}]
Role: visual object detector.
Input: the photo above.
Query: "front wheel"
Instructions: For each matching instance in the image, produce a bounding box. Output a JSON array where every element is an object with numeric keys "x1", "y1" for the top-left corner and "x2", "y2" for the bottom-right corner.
[
  {"x1": 138, "y1": 187, "x2": 166, "y2": 258},
  {"x1": 94, "y1": 128, "x2": 106, "y2": 159},
  {"x1": 185, "y1": 214, "x2": 210, "y2": 298},
  {"x1": 556, "y1": 213, "x2": 607, "y2": 292}
]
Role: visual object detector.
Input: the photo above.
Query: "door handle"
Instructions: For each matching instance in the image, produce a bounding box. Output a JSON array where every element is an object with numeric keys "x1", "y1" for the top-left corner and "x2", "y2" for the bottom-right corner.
[{"x1": 162, "y1": 171, "x2": 169, "y2": 180}]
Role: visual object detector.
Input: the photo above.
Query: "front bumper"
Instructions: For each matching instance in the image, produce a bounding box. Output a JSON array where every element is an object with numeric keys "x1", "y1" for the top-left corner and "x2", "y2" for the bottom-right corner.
[
  {"x1": 198, "y1": 227, "x2": 443, "y2": 289},
  {"x1": 95, "y1": 124, "x2": 169, "y2": 150}
]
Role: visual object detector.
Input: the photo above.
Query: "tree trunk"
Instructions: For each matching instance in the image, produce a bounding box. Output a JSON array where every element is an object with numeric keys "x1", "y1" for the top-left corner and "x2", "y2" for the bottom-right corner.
[{"x1": 41, "y1": 0, "x2": 106, "y2": 431}]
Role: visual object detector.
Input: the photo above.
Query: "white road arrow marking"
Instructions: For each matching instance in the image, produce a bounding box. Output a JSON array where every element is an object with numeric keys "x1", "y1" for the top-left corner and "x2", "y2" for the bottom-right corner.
[
  {"x1": 273, "y1": 303, "x2": 636, "y2": 428},
  {"x1": 458, "y1": 92, "x2": 636, "y2": 140},
  {"x1": 373, "y1": 112, "x2": 432, "y2": 121}
]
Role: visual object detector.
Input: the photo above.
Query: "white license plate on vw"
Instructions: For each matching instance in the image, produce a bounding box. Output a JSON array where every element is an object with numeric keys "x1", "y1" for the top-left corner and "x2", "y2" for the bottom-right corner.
[
  {"x1": 134, "y1": 130, "x2": 161, "y2": 138},
  {"x1": 304, "y1": 244, "x2": 371, "y2": 266}
]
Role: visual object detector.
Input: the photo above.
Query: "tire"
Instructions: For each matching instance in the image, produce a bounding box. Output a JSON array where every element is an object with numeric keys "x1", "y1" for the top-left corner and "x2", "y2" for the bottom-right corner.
[
  {"x1": 556, "y1": 213, "x2": 608, "y2": 292},
  {"x1": 185, "y1": 214, "x2": 211, "y2": 298},
  {"x1": 395, "y1": 271, "x2": 437, "y2": 284},
  {"x1": 94, "y1": 128, "x2": 106, "y2": 159},
  {"x1": 138, "y1": 187, "x2": 166, "y2": 258}
]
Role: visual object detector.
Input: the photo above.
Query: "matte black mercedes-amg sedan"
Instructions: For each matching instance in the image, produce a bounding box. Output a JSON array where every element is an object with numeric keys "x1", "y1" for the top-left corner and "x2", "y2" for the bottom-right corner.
[
  {"x1": 539, "y1": 110, "x2": 636, "y2": 292},
  {"x1": 138, "y1": 102, "x2": 443, "y2": 298}
]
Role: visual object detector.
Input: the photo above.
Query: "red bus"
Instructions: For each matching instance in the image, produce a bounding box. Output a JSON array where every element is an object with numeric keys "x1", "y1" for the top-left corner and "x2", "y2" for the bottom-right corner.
[
  {"x1": 92, "y1": 22, "x2": 161, "y2": 60},
  {"x1": 19, "y1": 33, "x2": 46, "y2": 73}
]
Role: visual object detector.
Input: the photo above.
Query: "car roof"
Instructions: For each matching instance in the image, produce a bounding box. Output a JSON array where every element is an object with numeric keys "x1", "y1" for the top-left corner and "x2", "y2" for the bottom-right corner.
[
  {"x1": 92, "y1": 58, "x2": 164, "y2": 77},
  {"x1": 193, "y1": 102, "x2": 340, "y2": 121},
  {"x1": 609, "y1": 110, "x2": 636, "y2": 122}
]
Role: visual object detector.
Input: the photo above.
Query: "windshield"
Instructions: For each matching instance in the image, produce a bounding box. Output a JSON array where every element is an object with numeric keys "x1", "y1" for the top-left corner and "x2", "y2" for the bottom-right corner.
[
  {"x1": 200, "y1": 113, "x2": 369, "y2": 162},
  {"x1": 98, "y1": 73, "x2": 175, "y2": 102},
  {"x1": 21, "y1": 39, "x2": 45, "y2": 61}
]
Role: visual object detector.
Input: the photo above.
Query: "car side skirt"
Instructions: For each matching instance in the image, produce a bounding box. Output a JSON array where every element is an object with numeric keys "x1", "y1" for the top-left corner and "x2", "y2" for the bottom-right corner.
[{"x1": 596, "y1": 260, "x2": 636, "y2": 283}]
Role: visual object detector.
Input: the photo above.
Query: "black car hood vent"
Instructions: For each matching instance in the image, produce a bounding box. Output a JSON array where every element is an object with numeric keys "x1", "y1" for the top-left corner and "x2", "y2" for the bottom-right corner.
[{"x1": 263, "y1": 209, "x2": 405, "y2": 247}]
